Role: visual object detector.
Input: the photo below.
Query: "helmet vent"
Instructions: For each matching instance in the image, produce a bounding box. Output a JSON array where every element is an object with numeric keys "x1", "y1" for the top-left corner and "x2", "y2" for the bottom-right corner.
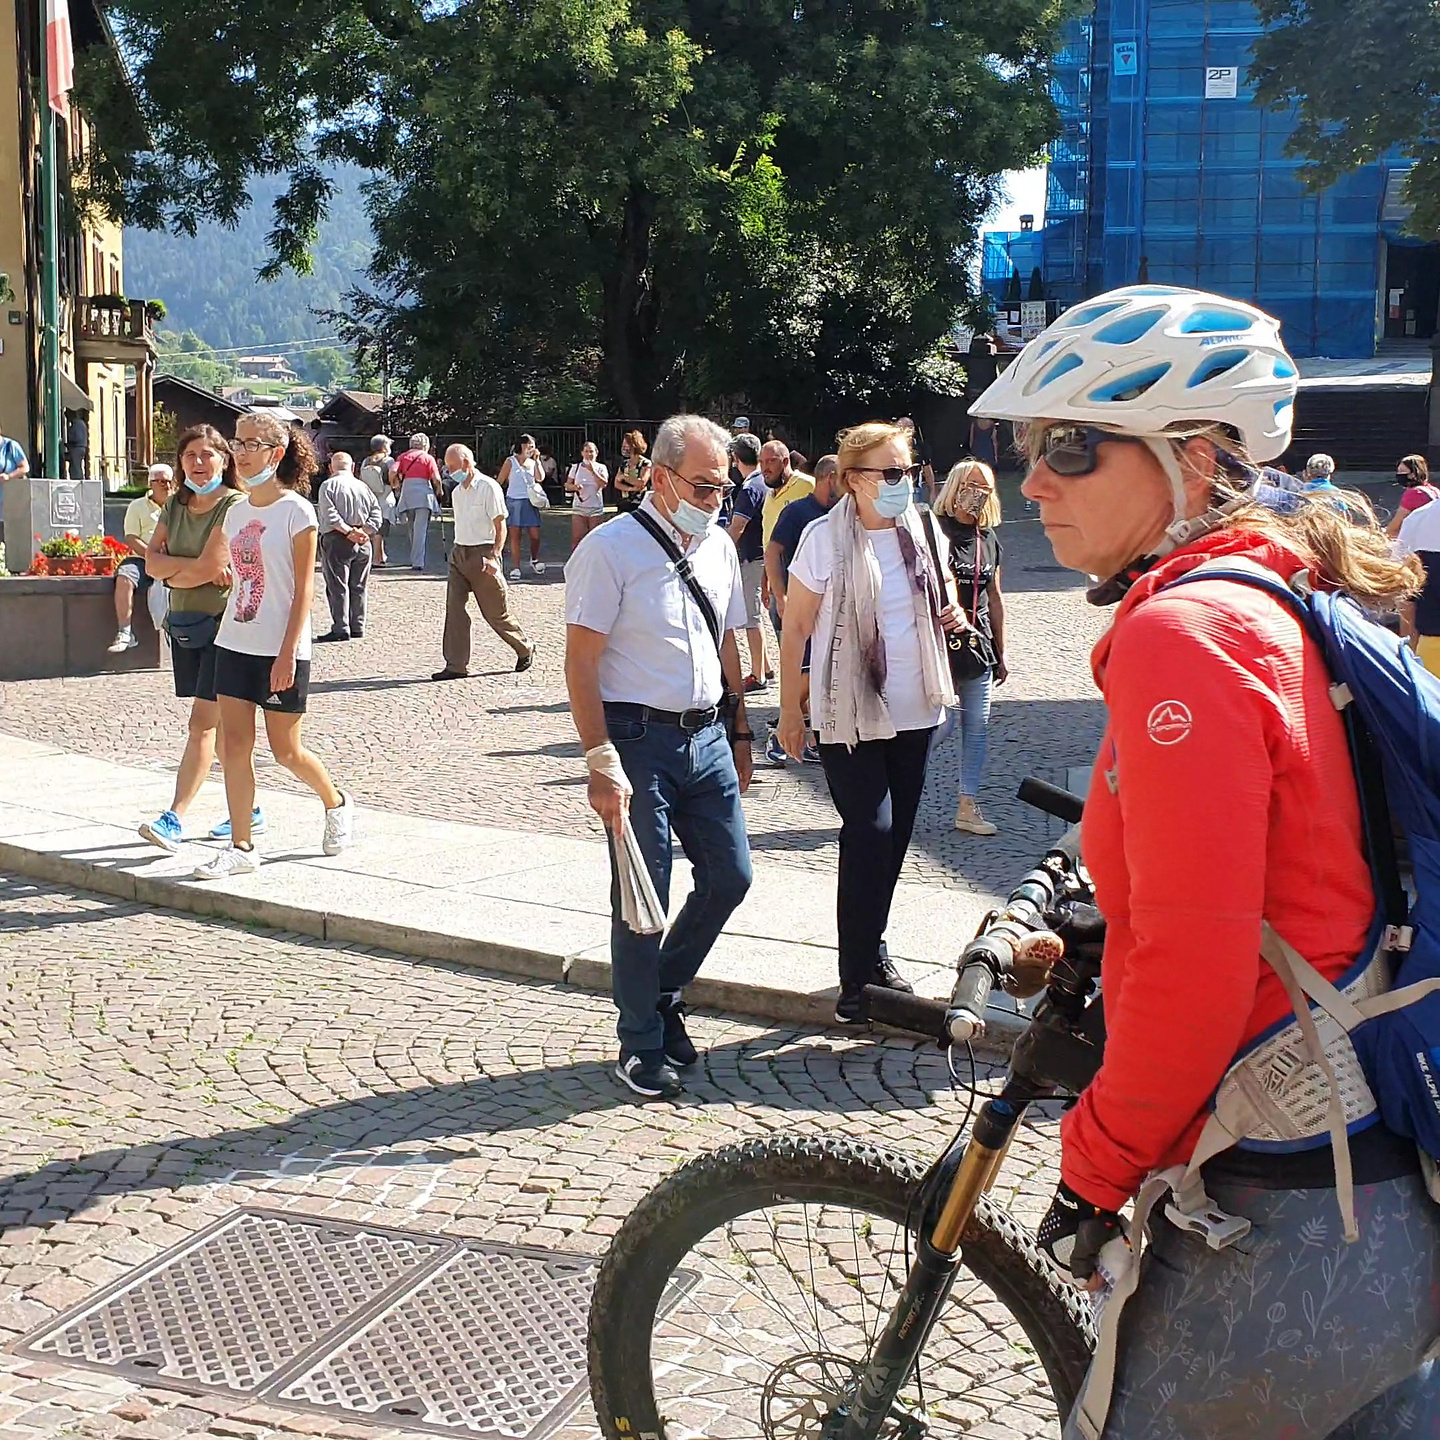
[
  {"x1": 1273, "y1": 355, "x2": 1298, "y2": 379},
  {"x1": 1188, "y1": 348, "x2": 1250, "y2": 387},
  {"x1": 1089, "y1": 363, "x2": 1172, "y2": 403},
  {"x1": 1058, "y1": 300, "x2": 1127, "y2": 329},
  {"x1": 1179, "y1": 307, "x2": 1255, "y2": 334},
  {"x1": 1094, "y1": 309, "x2": 1165, "y2": 345},
  {"x1": 1026, "y1": 351, "x2": 1085, "y2": 395}
]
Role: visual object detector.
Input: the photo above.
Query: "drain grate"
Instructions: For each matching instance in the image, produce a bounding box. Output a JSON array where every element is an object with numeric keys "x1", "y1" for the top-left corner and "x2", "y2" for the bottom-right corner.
[{"x1": 16, "y1": 1208, "x2": 597, "y2": 1439}]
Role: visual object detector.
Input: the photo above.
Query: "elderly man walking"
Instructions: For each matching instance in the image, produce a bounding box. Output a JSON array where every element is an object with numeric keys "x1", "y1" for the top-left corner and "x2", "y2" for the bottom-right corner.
[
  {"x1": 108, "y1": 462, "x2": 173, "y2": 652},
  {"x1": 317, "y1": 453, "x2": 383, "y2": 642},
  {"x1": 394, "y1": 433, "x2": 444, "y2": 570},
  {"x1": 565, "y1": 413, "x2": 755, "y2": 1099},
  {"x1": 432, "y1": 445, "x2": 534, "y2": 679}
]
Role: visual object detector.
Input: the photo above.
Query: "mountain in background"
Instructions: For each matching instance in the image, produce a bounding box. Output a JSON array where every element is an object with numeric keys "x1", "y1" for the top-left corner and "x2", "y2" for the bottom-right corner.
[{"x1": 124, "y1": 166, "x2": 374, "y2": 353}]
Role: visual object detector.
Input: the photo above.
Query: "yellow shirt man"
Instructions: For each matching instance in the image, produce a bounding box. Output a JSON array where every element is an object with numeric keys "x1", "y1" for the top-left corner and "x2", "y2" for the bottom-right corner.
[{"x1": 761, "y1": 471, "x2": 814, "y2": 546}]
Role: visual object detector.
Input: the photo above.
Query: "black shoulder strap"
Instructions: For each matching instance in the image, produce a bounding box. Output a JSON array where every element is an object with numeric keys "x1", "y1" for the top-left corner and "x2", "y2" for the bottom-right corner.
[
  {"x1": 1166, "y1": 566, "x2": 1408, "y2": 932},
  {"x1": 630, "y1": 507, "x2": 723, "y2": 655}
]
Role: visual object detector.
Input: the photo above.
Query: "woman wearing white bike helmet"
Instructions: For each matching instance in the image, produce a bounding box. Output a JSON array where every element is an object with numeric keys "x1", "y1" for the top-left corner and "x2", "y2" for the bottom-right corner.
[{"x1": 974, "y1": 286, "x2": 1440, "y2": 1438}]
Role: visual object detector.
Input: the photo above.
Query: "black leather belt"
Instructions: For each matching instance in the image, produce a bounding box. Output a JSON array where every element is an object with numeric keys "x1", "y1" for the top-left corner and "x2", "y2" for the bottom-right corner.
[{"x1": 604, "y1": 701, "x2": 721, "y2": 732}]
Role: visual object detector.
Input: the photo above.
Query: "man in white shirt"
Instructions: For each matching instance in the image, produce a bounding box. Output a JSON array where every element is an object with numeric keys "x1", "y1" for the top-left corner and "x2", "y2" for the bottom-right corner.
[
  {"x1": 565, "y1": 413, "x2": 755, "y2": 1099},
  {"x1": 432, "y1": 444, "x2": 534, "y2": 679},
  {"x1": 109, "y1": 463, "x2": 174, "y2": 652}
]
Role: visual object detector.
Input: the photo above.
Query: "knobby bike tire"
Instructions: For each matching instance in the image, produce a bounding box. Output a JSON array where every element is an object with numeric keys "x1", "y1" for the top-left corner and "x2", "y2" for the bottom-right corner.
[{"x1": 588, "y1": 1132, "x2": 1095, "y2": 1439}]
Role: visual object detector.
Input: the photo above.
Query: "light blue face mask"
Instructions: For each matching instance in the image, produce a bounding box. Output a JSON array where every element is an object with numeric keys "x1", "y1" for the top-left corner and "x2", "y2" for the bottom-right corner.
[
  {"x1": 671, "y1": 497, "x2": 718, "y2": 537},
  {"x1": 184, "y1": 474, "x2": 224, "y2": 496},
  {"x1": 873, "y1": 477, "x2": 912, "y2": 518},
  {"x1": 448, "y1": 468, "x2": 468, "y2": 484},
  {"x1": 249, "y1": 461, "x2": 278, "y2": 487}
]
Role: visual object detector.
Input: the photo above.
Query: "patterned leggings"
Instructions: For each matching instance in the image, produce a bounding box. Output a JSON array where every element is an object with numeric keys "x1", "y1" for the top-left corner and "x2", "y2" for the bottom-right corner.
[{"x1": 1063, "y1": 1170, "x2": 1440, "y2": 1438}]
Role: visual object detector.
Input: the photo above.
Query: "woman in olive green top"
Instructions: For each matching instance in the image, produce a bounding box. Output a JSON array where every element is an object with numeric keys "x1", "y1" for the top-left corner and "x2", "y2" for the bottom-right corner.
[{"x1": 137, "y1": 425, "x2": 251, "y2": 851}]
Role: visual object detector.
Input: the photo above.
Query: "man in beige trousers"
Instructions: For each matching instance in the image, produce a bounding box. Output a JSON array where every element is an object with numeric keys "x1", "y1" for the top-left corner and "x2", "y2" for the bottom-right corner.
[{"x1": 431, "y1": 445, "x2": 536, "y2": 679}]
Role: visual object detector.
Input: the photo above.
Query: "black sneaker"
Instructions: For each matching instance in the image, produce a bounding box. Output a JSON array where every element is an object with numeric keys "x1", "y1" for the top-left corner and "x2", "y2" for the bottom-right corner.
[
  {"x1": 658, "y1": 991, "x2": 699, "y2": 1068},
  {"x1": 873, "y1": 956, "x2": 914, "y2": 994},
  {"x1": 834, "y1": 987, "x2": 869, "y2": 1026},
  {"x1": 615, "y1": 1049, "x2": 684, "y2": 1099}
]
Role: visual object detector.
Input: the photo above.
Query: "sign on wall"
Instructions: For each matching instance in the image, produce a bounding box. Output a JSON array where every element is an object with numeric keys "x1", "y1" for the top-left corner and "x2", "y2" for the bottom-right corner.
[
  {"x1": 49, "y1": 485, "x2": 79, "y2": 527},
  {"x1": 1205, "y1": 66, "x2": 1239, "y2": 98},
  {"x1": 1020, "y1": 301, "x2": 1048, "y2": 342},
  {"x1": 1113, "y1": 42, "x2": 1138, "y2": 76}
]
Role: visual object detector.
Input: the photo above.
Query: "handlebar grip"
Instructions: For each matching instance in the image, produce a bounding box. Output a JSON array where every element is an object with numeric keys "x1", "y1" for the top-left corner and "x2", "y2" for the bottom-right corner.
[
  {"x1": 1017, "y1": 777, "x2": 1085, "y2": 825},
  {"x1": 946, "y1": 960, "x2": 997, "y2": 1044},
  {"x1": 862, "y1": 986, "x2": 949, "y2": 1042}
]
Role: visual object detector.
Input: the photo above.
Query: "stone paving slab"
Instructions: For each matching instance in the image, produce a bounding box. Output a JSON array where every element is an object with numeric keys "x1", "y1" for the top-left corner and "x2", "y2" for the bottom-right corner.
[
  {"x1": 0, "y1": 734, "x2": 1027, "y2": 1040},
  {"x1": 0, "y1": 873, "x2": 1066, "y2": 1440}
]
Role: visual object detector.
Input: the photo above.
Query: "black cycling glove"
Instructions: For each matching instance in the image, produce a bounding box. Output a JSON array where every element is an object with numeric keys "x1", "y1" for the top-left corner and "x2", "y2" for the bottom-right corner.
[
  {"x1": 1044, "y1": 900, "x2": 1107, "y2": 966},
  {"x1": 1036, "y1": 1180, "x2": 1124, "y2": 1283}
]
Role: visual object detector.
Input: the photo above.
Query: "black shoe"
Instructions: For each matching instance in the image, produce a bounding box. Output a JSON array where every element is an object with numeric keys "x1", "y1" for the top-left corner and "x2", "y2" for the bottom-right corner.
[
  {"x1": 834, "y1": 987, "x2": 870, "y2": 1026},
  {"x1": 873, "y1": 957, "x2": 914, "y2": 994},
  {"x1": 658, "y1": 991, "x2": 699, "y2": 1068},
  {"x1": 350, "y1": 629, "x2": 364, "y2": 638},
  {"x1": 431, "y1": 668, "x2": 468, "y2": 681},
  {"x1": 615, "y1": 1049, "x2": 684, "y2": 1099},
  {"x1": 515, "y1": 648, "x2": 536, "y2": 673},
  {"x1": 316, "y1": 630, "x2": 350, "y2": 643}
]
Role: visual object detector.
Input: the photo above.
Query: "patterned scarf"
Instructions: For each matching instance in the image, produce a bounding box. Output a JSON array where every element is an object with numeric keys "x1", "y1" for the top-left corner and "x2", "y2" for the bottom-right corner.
[{"x1": 814, "y1": 495, "x2": 956, "y2": 748}]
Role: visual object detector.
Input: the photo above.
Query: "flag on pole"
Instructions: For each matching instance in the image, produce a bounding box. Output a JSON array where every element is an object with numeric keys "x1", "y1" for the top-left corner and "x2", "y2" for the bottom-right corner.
[{"x1": 46, "y1": 0, "x2": 74, "y2": 117}]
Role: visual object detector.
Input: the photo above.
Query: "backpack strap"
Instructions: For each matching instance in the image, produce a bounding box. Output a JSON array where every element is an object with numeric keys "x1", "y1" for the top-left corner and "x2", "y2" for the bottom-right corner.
[{"x1": 1165, "y1": 564, "x2": 1410, "y2": 941}]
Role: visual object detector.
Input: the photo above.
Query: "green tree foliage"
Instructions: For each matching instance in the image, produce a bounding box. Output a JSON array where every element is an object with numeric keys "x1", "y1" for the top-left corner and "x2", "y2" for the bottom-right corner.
[
  {"x1": 124, "y1": 170, "x2": 372, "y2": 351},
  {"x1": 356, "y1": 0, "x2": 1066, "y2": 420},
  {"x1": 297, "y1": 347, "x2": 351, "y2": 391},
  {"x1": 1251, "y1": 0, "x2": 1440, "y2": 234},
  {"x1": 153, "y1": 329, "x2": 234, "y2": 390}
]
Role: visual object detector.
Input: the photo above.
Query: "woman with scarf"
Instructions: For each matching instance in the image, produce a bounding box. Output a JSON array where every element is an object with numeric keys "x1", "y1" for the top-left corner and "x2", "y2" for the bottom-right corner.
[{"x1": 777, "y1": 421, "x2": 961, "y2": 1023}]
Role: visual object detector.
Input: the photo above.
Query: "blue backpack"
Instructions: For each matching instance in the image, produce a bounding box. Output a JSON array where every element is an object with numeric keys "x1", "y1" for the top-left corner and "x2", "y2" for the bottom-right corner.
[{"x1": 1169, "y1": 564, "x2": 1440, "y2": 1169}]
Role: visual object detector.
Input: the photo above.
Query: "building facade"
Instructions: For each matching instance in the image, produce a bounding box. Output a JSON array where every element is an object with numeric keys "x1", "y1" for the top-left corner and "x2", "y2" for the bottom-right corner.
[
  {"x1": 0, "y1": 0, "x2": 156, "y2": 483},
  {"x1": 988, "y1": 0, "x2": 1434, "y2": 358}
]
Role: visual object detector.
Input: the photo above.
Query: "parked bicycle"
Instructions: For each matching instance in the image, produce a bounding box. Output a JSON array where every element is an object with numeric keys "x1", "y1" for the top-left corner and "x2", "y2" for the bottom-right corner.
[{"x1": 588, "y1": 779, "x2": 1103, "y2": 1439}]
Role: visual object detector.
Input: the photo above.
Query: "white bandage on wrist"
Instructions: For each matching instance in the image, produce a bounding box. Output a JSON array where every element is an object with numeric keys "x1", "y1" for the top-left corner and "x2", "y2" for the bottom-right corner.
[{"x1": 585, "y1": 742, "x2": 632, "y2": 793}]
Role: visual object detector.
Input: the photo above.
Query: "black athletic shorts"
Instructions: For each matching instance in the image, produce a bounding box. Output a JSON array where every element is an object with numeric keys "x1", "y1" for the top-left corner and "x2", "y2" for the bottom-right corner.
[
  {"x1": 214, "y1": 647, "x2": 312, "y2": 714},
  {"x1": 172, "y1": 636, "x2": 219, "y2": 702}
]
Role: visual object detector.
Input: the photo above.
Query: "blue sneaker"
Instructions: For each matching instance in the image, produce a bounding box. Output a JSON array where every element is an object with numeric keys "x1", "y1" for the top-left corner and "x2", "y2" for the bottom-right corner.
[
  {"x1": 139, "y1": 810, "x2": 184, "y2": 853},
  {"x1": 765, "y1": 730, "x2": 788, "y2": 767},
  {"x1": 209, "y1": 807, "x2": 267, "y2": 841},
  {"x1": 802, "y1": 741, "x2": 822, "y2": 764}
]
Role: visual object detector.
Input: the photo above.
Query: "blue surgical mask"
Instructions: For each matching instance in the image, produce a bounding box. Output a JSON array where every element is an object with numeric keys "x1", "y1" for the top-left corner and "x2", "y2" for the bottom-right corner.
[
  {"x1": 249, "y1": 461, "x2": 278, "y2": 487},
  {"x1": 448, "y1": 468, "x2": 468, "y2": 484},
  {"x1": 671, "y1": 498, "x2": 718, "y2": 537},
  {"x1": 873, "y1": 477, "x2": 912, "y2": 518},
  {"x1": 185, "y1": 474, "x2": 224, "y2": 496}
]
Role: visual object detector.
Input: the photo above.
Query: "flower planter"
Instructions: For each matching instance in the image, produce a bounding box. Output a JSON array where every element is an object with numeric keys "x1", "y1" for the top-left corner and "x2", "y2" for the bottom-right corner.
[
  {"x1": 47, "y1": 556, "x2": 87, "y2": 576},
  {"x1": 89, "y1": 556, "x2": 117, "y2": 576},
  {"x1": 0, "y1": 575, "x2": 161, "y2": 680}
]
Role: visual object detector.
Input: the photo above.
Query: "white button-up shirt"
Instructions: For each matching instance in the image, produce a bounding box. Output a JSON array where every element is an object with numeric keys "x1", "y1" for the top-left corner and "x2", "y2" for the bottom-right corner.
[
  {"x1": 564, "y1": 495, "x2": 746, "y2": 710},
  {"x1": 451, "y1": 470, "x2": 506, "y2": 546}
]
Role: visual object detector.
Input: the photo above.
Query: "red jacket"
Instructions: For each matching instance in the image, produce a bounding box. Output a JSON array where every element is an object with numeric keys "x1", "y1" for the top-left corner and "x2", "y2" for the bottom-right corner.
[{"x1": 1060, "y1": 528, "x2": 1374, "y2": 1210}]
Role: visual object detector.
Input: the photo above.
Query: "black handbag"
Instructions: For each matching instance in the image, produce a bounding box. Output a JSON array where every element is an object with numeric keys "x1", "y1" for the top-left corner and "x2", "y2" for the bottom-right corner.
[
  {"x1": 922, "y1": 512, "x2": 996, "y2": 685},
  {"x1": 165, "y1": 609, "x2": 220, "y2": 649}
]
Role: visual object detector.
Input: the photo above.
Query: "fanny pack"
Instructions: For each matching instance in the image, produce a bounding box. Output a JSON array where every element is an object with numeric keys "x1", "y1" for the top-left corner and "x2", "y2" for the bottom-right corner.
[{"x1": 165, "y1": 610, "x2": 219, "y2": 649}]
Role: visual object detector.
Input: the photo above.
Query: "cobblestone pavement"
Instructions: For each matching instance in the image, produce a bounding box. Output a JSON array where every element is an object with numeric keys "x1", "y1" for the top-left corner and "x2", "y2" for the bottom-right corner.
[
  {"x1": 0, "y1": 489, "x2": 1108, "y2": 896},
  {"x1": 0, "y1": 873, "x2": 1065, "y2": 1440}
]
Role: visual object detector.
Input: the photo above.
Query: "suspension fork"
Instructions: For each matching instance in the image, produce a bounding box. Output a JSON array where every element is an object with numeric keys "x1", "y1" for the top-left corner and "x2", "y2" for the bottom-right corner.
[{"x1": 835, "y1": 1077, "x2": 1056, "y2": 1440}]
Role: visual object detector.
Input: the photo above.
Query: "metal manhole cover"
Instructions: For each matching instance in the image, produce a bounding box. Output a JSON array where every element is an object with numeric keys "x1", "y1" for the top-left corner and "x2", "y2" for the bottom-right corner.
[{"x1": 15, "y1": 1208, "x2": 598, "y2": 1438}]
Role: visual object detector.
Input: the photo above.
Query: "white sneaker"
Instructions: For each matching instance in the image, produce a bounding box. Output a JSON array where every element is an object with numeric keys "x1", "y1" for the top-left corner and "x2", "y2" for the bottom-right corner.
[
  {"x1": 193, "y1": 844, "x2": 259, "y2": 880},
  {"x1": 509, "y1": 567, "x2": 521, "y2": 581},
  {"x1": 323, "y1": 791, "x2": 356, "y2": 855},
  {"x1": 530, "y1": 560, "x2": 546, "y2": 576},
  {"x1": 107, "y1": 628, "x2": 136, "y2": 653}
]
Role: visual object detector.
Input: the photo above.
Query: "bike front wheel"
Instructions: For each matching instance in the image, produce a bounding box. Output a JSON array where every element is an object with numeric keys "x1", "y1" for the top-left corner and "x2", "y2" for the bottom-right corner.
[{"x1": 589, "y1": 1133, "x2": 1094, "y2": 1440}]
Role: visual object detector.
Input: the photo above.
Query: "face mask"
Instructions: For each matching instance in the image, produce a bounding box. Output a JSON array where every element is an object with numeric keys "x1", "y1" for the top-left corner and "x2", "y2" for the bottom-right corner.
[
  {"x1": 448, "y1": 468, "x2": 468, "y2": 484},
  {"x1": 671, "y1": 497, "x2": 718, "y2": 537},
  {"x1": 873, "y1": 478, "x2": 912, "y2": 518},
  {"x1": 249, "y1": 461, "x2": 278, "y2": 487},
  {"x1": 956, "y1": 489, "x2": 989, "y2": 519},
  {"x1": 185, "y1": 474, "x2": 224, "y2": 496}
]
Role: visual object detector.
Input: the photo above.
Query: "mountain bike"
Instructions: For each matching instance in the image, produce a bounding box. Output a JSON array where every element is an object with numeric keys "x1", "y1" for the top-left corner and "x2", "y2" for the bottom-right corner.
[{"x1": 588, "y1": 779, "x2": 1105, "y2": 1440}]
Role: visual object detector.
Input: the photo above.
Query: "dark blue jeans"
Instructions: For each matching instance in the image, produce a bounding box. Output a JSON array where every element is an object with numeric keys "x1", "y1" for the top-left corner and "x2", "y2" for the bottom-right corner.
[{"x1": 605, "y1": 713, "x2": 753, "y2": 1054}]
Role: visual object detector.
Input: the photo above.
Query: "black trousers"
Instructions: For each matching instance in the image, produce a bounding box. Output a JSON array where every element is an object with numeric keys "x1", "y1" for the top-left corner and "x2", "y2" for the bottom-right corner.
[{"x1": 818, "y1": 726, "x2": 935, "y2": 991}]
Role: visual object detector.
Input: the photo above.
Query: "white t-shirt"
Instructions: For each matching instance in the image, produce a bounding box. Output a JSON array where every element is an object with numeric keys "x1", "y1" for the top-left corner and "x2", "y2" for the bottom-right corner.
[
  {"x1": 217, "y1": 490, "x2": 319, "y2": 661},
  {"x1": 505, "y1": 455, "x2": 540, "y2": 500},
  {"x1": 789, "y1": 517, "x2": 944, "y2": 733},
  {"x1": 568, "y1": 461, "x2": 608, "y2": 512},
  {"x1": 451, "y1": 472, "x2": 506, "y2": 546}
]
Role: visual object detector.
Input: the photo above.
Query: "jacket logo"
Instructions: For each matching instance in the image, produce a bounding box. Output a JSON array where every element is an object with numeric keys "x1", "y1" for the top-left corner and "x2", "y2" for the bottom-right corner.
[{"x1": 1146, "y1": 700, "x2": 1192, "y2": 745}]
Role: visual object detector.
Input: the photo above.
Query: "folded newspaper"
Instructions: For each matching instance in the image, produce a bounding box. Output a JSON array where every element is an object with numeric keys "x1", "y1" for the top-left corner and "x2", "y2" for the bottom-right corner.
[{"x1": 614, "y1": 815, "x2": 667, "y2": 935}]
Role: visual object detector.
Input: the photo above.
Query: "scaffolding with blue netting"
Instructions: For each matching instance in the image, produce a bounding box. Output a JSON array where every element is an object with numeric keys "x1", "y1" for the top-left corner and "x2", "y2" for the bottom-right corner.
[{"x1": 1037, "y1": 0, "x2": 1407, "y2": 356}]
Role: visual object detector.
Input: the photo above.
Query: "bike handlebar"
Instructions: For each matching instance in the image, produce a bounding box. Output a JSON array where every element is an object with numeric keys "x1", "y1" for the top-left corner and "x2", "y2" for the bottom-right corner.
[{"x1": 1016, "y1": 777, "x2": 1086, "y2": 825}]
